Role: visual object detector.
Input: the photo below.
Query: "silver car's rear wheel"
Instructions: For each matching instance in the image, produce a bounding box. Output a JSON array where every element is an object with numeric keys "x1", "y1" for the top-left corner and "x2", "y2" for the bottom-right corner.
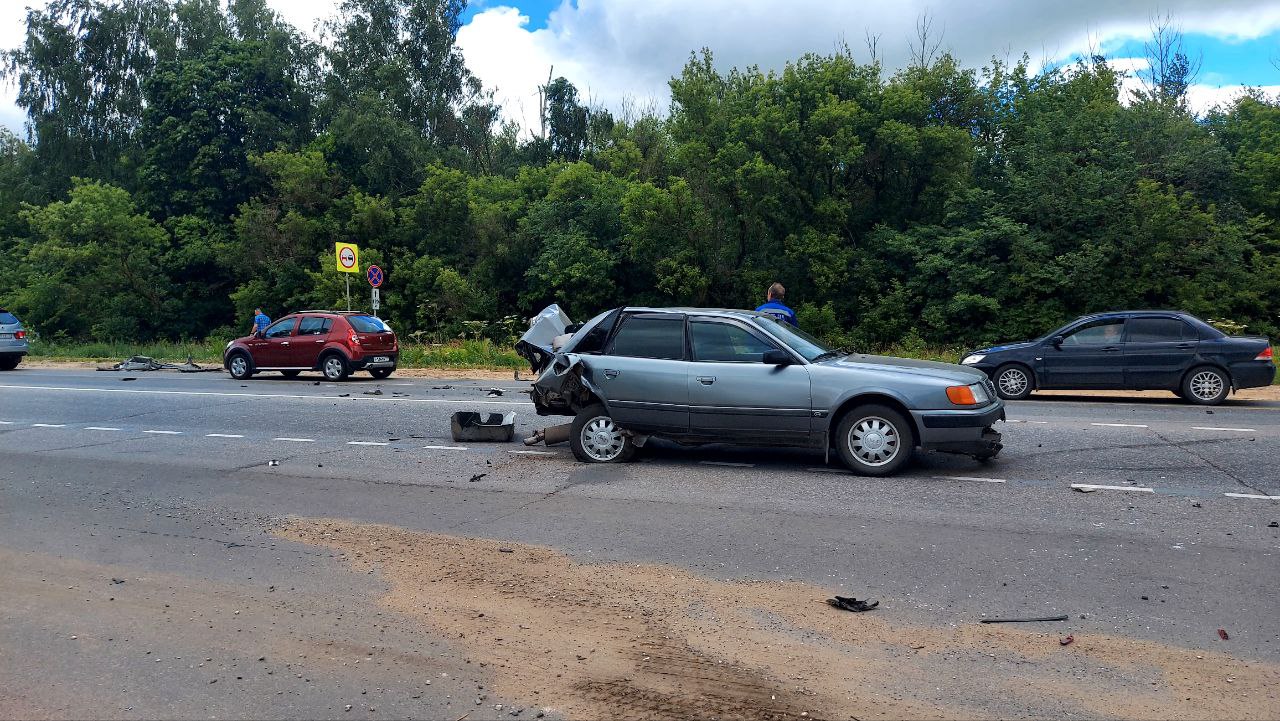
[
  {"x1": 570, "y1": 404, "x2": 636, "y2": 463},
  {"x1": 834, "y1": 404, "x2": 915, "y2": 476}
]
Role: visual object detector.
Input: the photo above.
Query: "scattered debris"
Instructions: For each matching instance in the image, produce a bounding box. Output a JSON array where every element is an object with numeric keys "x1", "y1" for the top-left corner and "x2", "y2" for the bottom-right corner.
[
  {"x1": 523, "y1": 429, "x2": 544, "y2": 446},
  {"x1": 451, "y1": 412, "x2": 516, "y2": 442},
  {"x1": 979, "y1": 615, "x2": 1068, "y2": 624},
  {"x1": 121, "y1": 377, "x2": 137, "y2": 381},
  {"x1": 909, "y1": 643, "x2": 925, "y2": 650},
  {"x1": 97, "y1": 355, "x2": 219, "y2": 373},
  {"x1": 1218, "y1": 628, "x2": 1230, "y2": 641},
  {"x1": 485, "y1": 388, "x2": 504, "y2": 397},
  {"x1": 468, "y1": 473, "x2": 488, "y2": 483},
  {"x1": 523, "y1": 423, "x2": 570, "y2": 446},
  {"x1": 1059, "y1": 635, "x2": 1074, "y2": 646},
  {"x1": 110, "y1": 578, "x2": 125, "y2": 585},
  {"x1": 338, "y1": 393, "x2": 350, "y2": 397},
  {"x1": 1269, "y1": 521, "x2": 1278, "y2": 528},
  {"x1": 826, "y1": 596, "x2": 878, "y2": 612},
  {"x1": 1072, "y1": 486, "x2": 1097, "y2": 494},
  {"x1": 313, "y1": 381, "x2": 320, "y2": 386},
  {"x1": 1206, "y1": 410, "x2": 1214, "y2": 414},
  {"x1": 268, "y1": 460, "x2": 280, "y2": 467},
  {"x1": 432, "y1": 385, "x2": 454, "y2": 390},
  {"x1": 364, "y1": 389, "x2": 383, "y2": 396},
  {"x1": 498, "y1": 547, "x2": 514, "y2": 554}
]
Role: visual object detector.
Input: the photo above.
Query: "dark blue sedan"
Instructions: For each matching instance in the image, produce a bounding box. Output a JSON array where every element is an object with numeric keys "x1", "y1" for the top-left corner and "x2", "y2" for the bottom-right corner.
[{"x1": 961, "y1": 311, "x2": 1275, "y2": 405}]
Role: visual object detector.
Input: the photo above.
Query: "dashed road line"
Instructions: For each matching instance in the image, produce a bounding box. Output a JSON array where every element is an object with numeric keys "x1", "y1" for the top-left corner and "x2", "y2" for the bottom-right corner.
[
  {"x1": 347, "y1": 441, "x2": 388, "y2": 446},
  {"x1": 84, "y1": 426, "x2": 122, "y2": 431},
  {"x1": 1071, "y1": 483, "x2": 1155, "y2": 493},
  {"x1": 1224, "y1": 492, "x2": 1280, "y2": 500},
  {"x1": 274, "y1": 437, "x2": 315, "y2": 443},
  {"x1": 1193, "y1": 427, "x2": 1257, "y2": 433},
  {"x1": 1091, "y1": 423, "x2": 1149, "y2": 428},
  {"x1": 205, "y1": 433, "x2": 244, "y2": 438},
  {"x1": 0, "y1": 421, "x2": 13, "y2": 425},
  {"x1": 143, "y1": 430, "x2": 182, "y2": 435},
  {"x1": 423, "y1": 445, "x2": 467, "y2": 451},
  {"x1": 31, "y1": 423, "x2": 66, "y2": 428},
  {"x1": 937, "y1": 475, "x2": 1007, "y2": 483}
]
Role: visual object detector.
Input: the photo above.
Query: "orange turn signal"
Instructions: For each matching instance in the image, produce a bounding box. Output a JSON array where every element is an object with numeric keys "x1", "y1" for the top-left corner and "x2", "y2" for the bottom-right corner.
[{"x1": 946, "y1": 385, "x2": 977, "y2": 405}]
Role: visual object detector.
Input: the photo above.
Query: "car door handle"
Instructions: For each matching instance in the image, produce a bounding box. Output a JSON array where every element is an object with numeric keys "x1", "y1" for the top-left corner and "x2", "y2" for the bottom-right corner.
[
  {"x1": 603, "y1": 369, "x2": 619, "y2": 379},
  {"x1": 1175, "y1": 343, "x2": 1194, "y2": 349},
  {"x1": 281, "y1": 341, "x2": 290, "y2": 346},
  {"x1": 1100, "y1": 346, "x2": 1119, "y2": 352},
  {"x1": 696, "y1": 376, "x2": 716, "y2": 385},
  {"x1": 315, "y1": 339, "x2": 324, "y2": 344}
]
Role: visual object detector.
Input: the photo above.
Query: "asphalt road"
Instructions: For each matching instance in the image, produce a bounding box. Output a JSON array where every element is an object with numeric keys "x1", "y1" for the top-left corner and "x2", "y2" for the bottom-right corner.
[{"x1": 2, "y1": 367, "x2": 1279, "y2": 719}]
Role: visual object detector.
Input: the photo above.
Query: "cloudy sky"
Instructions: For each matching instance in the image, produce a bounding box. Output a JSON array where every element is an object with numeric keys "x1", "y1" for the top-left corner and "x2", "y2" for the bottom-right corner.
[{"x1": 2, "y1": 0, "x2": 1278, "y2": 135}]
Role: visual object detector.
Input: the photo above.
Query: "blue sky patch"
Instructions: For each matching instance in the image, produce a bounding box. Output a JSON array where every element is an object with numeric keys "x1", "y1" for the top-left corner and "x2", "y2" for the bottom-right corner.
[
  {"x1": 463, "y1": 0, "x2": 564, "y2": 30},
  {"x1": 1101, "y1": 31, "x2": 1279, "y2": 87}
]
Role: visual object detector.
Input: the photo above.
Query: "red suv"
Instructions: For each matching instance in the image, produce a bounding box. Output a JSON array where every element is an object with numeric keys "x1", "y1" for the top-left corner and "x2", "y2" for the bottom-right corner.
[{"x1": 224, "y1": 311, "x2": 399, "y2": 381}]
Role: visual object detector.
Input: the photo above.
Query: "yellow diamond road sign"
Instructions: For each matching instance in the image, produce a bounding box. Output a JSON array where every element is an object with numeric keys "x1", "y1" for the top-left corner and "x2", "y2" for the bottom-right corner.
[{"x1": 335, "y1": 243, "x2": 359, "y2": 273}]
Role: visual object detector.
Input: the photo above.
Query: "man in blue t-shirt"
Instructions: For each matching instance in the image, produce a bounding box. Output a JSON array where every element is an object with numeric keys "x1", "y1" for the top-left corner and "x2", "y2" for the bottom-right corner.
[
  {"x1": 250, "y1": 307, "x2": 270, "y2": 336},
  {"x1": 755, "y1": 283, "x2": 798, "y2": 326}
]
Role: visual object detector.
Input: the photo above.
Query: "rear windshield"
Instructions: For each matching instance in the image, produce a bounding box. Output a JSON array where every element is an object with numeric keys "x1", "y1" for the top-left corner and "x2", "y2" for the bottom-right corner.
[
  {"x1": 348, "y1": 315, "x2": 390, "y2": 333},
  {"x1": 0, "y1": 312, "x2": 18, "y2": 324}
]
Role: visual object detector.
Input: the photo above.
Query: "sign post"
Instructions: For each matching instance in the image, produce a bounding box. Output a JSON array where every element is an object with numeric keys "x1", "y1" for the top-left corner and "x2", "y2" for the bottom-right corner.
[
  {"x1": 335, "y1": 243, "x2": 360, "y2": 310},
  {"x1": 367, "y1": 265, "x2": 384, "y2": 316}
]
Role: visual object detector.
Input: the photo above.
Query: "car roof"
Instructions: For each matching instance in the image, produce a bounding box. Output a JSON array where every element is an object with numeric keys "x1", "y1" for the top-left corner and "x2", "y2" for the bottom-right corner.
[
  {"x1": 291, "y1": 310, "x2": 369, "y2": 316},
  {"x1": 621, "y1": 307, "x2": 768, "y2": 320},
  {"x1": 1074, "y1": 310, "x2": 1191, "y2": 321}
]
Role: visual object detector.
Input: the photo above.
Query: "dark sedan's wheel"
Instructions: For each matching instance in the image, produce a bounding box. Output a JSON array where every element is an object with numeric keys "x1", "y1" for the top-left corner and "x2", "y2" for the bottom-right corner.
[
  {"x1": 1182, "y1": 366, "x2": 1229, "y2": 405},
  {"x1": 993, "y1": 364, "x2": 1034, "y2": 400},
  {"x1": 834, "y1": 404, "x2": 914, "y2": 476},
  {"x1": 321, "y1": 353, "x2": 349, "y2": 382},
  {"x1": 281, "y1": 370, "x2": 301, "y2": 378},
  {"x1": 369, "y1": 367, "x2": 394, "y2": 379},
  {"x1": 570, "y1": 404, "x2": 636, "y2": 463},
  {"x1": 227, "y1": 352, "x2": 253, "y2": 380}
]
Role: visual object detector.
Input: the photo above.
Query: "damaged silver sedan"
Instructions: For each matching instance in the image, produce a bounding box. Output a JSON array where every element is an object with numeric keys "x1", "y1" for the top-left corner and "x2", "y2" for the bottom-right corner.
[{"x1": 517, "y1": 305, "x2": 1005, "y2": 476}]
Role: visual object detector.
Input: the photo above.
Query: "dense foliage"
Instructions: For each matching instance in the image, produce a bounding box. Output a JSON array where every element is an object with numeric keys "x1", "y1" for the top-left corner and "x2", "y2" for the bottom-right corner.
[{"x1": 2, "y1": 0, "x2": 1277, "y2": 349}]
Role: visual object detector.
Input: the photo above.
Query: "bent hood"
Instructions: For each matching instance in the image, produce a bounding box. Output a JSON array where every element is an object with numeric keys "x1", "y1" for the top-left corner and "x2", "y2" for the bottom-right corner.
[
  {"x1": 821, "y1": 353, "x2": 987, "y2": 384},
  {"x1": 516, "y1": 304, "x2": 572, "y2": 373}
]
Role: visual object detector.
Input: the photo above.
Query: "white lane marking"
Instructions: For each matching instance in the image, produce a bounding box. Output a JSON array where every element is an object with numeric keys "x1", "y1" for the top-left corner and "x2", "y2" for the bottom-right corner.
[
  {"x1": 1007, "y1": 419, "x2": 1049, "y2": 424},
  {"x1": 206, "y1": 433, "x2": 244, "y2": 438},
  {"x1": 510, "y1": 450, "x2": 556, "y2": 456},
  {"x1": 1091, "y1": 423, "x2": 1149, "y2": 428},
  {"x1": 937, "y1": 475, "x2": 1007, "y2": 483},
  {"x1": 1224, "y1": 492, "x2": 1280, "y2": 500},
  {"x1": 32, "y1": 423, "x2": 66, "y2": 428},
  {"x1": 1026, "y1": 420, "x2": 1049, "y2": 424},
  {"x1": 274, "y1": 437, "x2": 315, "y2": 443},
  {"x1": 1193, "y1": 427, "x2": 1257, "y2": 433},
  {"x1": 143, "y1": 430, "x2": 182, "y2": 435},
  {"x1": 424, "y1": 445, "x2": 468, "y2": 451},
  {"x1": 84, "y1": 426, "x2": 122, "y2": 431},
  {"x1": 699, "y1": 461, "x2": 755, "y2": 468},
  {"x1": 1071, "y1": 483, "x2": 1155, "y2": 493},
  {"x1": 0, "y1": 384, "x2": 533, "y2": 407},
  {"x1": 347, "y1": 441, "x2": 388, "y2": 446},
  {"x1": 0, "y1": 420, "x2": 13, "y2": 425}
]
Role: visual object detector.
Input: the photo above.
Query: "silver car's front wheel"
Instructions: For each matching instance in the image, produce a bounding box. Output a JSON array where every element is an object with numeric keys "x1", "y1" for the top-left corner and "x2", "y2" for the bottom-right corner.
[
  {"x1": 570, "y1": 404, "x2": 636, "y2": 463},
  {"x1": 834, "y1": 404, "x2": 915, "y2": 476}
]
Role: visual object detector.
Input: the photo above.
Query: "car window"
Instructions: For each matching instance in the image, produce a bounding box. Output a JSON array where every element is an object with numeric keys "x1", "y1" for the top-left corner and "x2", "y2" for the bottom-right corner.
[
  {"x1": 607, "y1": 316, "x2": 685, "y2": 360},
  {"x1": 348, "y1": 315, "x2": 390, "y2": 333},
  {"x1": 0, "y1": 312, "x2": 18, "y2": 325},
  {"x1": 264, "y1": 318, "x2": 296, "y2": 339},
  {"x1": 573, "y1": 309, "x2": 621, "y2": 354},
  {"x1": 691, "y1": 321, "x2": 776, "y2": 362},
  {"x1": 753, "y1": 316, "x2": 833, "y2": 361},
  {"x1": 1126, "y1": 318, "x2": 1193, "y2": 342},
  {"x1": 1061, "y1": 319, "x2": 1124, "y2": 346},
  {"x1": 298, "y1": 317, "x2": 333, "y2": 336}
]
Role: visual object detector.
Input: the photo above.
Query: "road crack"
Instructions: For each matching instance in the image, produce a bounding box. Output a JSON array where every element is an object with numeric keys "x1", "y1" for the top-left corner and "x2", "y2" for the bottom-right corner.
[{"x1": 1151, "y1": 429, "x2": 1270, "y2": 496}]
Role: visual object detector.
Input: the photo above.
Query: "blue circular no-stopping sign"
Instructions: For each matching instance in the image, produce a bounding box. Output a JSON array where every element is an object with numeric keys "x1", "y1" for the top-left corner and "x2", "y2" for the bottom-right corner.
[{"x1": 367, "y1": 265, "x2": 384, "y2": 288}]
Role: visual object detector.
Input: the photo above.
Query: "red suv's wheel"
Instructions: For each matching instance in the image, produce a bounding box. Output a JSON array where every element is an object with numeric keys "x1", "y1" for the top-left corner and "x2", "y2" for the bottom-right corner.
[
  {"x1": 321, "y1": 353, "x2": 349, "y2": 381},
  {"x1": 227, "y1": 352, "x2": 254, "y2": 380}
]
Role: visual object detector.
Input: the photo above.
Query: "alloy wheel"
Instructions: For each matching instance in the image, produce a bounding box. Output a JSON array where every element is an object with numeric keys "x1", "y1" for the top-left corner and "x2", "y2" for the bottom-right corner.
[
  {"x1": 230, "y1": 355, "x2": 247, "y2": 378},
  {"x1": 580, "y1": 416, "x2": 626, "y2": 461},
  {"x1": 846, "y1": 416, "x2": 901, "y2": 467},
  {"x1": 1189, "y1": 370, "x2": 1224, "y2": 401},
  {"x1": 998, "y1": 368, "x2": 1028, "y2": 397},
  {"x1": 324, "y1": 356, "x2": 344, "y2": 380}
]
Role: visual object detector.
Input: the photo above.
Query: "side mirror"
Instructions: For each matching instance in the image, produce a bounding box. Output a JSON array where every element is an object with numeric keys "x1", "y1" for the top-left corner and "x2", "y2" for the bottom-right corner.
[
  {"x1": 255, "y1": 330, "x2": 266, "y2": 339},
  {"x1": 1050, "y1": 335, "x2": 1064, "y2": 348},
  {"x1": 762, "y1": 349, "x2": 792, "y2": 366}
]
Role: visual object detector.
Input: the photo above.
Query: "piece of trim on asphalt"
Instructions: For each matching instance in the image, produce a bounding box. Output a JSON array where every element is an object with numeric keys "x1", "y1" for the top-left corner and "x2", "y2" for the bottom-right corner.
[
  {"x1": 699, "y1": 461, "x2": 755, "y2": 468},
  {"x1": 1070, "y1": 483, "x2": 1155, "y2": 493},
  {"x1": 509, "y1": 450, "x2": 556, "y2": 456},
  {"x1": 85, "y1": 426, "x2": 122, "y2": 431},
  {"x1": 937, "y1": 475, "x2": 1007, "y2": 483},
  {"x1": 205, "y1": 433, "x2": 244, "y2": 438},
  {"x1": 1192, "y1": 427, "x2": 1257, "y2": 433},
  {"x1": 31, "y1": 423, "x2": 66, "y2": 427},
  {"x1": 423, "y1": 445, "x2": 467, "y2": 450},
  {"x1": 143, "y1": 430, "x2": 182, "y2": 435},
  {"x1": 274, "y1": 437, "x2": 315, "y2": 442},
  {"x1": 1091, "y1": 423, "x2": 1149, "y2": 428},
  {"x1": 1224, "y1": 492, "x2": 1280, "y2": 500},
  {"x1": 347, "y1": 441, "x2": 388, "y2": 446}
]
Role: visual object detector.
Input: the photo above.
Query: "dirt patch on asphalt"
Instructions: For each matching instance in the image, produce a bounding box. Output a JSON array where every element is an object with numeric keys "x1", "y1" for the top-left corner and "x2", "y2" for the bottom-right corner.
[{"x1": 278, "y1": 518, "x2": 1280, "y2": 721}]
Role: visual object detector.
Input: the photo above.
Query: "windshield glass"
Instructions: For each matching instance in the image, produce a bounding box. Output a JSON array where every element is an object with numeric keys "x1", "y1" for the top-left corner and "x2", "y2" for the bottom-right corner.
[
  {"x1": 348, "y1": 315, "x2": 390, "y2": 333},
  {"x1": 752, "y1": 316, "x2": 835, "y2": 362}
]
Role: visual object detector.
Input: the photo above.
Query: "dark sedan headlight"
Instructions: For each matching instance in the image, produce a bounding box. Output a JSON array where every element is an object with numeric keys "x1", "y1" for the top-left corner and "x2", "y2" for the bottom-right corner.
[{"x1": 961, "y1": 353, "x2": 986, "y2": 365}]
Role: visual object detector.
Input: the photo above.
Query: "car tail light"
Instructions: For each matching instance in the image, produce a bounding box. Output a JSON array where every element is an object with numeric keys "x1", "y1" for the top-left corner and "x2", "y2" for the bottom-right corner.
[
  {"x1": 1256, "y1": 347, "x2": 1274, "y2": 361},
  {"x1": 946, "y1": 385, "x2": 978, "y2": 405},
  {"x1": 14, "y1": 330, "x2": 24, "y2": 339}
]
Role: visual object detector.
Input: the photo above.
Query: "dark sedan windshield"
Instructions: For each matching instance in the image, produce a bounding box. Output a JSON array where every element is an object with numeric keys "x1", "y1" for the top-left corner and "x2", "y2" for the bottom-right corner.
[{"x1": 753, "y1": 316, "x2": 835, "y2": 361}]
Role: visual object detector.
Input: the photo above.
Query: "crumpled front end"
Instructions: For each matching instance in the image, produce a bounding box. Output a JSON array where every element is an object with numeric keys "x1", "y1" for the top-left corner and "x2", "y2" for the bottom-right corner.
[{"x1": 517, "y1": 304, "x2": 604, "y2": 417}]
